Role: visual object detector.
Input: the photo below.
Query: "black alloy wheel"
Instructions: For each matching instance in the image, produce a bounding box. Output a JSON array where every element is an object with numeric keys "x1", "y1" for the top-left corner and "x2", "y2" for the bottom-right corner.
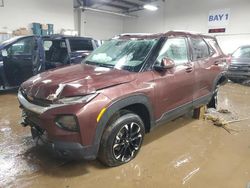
[
  {"x1": 112, "y1": 122, "x2": 143, "y2": 163},
  {"x1": 98, "y1": 110, "x2": 145, "y2": 167}
]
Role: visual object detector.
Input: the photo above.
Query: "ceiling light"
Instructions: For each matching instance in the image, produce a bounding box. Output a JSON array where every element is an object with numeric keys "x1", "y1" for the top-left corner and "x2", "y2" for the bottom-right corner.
[{"x1": 143, "y1": 4, "x2": 158, "y2": 11}]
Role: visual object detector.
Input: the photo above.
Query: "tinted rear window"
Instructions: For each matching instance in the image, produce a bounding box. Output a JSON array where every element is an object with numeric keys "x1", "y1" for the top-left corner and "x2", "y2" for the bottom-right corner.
[{"x1": 69, "y1": 39, "x2": 93, "y2": 51}]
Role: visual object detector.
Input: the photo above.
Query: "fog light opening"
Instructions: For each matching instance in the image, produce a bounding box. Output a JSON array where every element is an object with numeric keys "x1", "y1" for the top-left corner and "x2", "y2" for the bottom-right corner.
[{"x1": 55, "y1": 115, "x2": 79, "y2": 132}]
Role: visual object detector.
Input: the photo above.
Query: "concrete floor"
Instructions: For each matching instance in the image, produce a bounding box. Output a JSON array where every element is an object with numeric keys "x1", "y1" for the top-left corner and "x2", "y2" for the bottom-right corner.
[{"x1": 0, "y1": 82, "x2": 250, "y2": 188}]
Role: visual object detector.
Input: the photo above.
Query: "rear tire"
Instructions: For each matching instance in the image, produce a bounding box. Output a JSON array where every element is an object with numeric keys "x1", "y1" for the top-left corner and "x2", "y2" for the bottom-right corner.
[
  {"x1": 207, "y1": 85, "x2": 219, "y2": 109},
  {"x1": 98, "y1": 110, "x2": 145, "y2": 167},
  {"x1": 229, "y1": 78, "x2": 245, "y2": 83}
]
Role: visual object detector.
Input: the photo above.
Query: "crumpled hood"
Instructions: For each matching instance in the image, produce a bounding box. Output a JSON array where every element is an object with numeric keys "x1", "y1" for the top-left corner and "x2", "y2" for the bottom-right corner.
[{"x1": 21, "y1": 64, "x2": 135, "y2": 100}]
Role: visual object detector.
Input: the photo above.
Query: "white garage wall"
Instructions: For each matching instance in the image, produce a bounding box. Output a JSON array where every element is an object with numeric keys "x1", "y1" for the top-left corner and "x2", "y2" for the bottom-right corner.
[
  {"x1": 124, "y1": 0, "x2": 250, "y2": 53},
  {"x1": 0, "y1": 0, "x2": 74, "y2": 34},
  {"x1": 123, "y1": 4, "x2": 165, "y2": 34},
  {"x1": 79, "y1": 10, "x2": 124, "y2": 40}
]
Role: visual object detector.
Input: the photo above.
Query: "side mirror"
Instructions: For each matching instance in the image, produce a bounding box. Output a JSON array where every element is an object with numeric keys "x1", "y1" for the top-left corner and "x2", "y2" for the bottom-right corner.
[{"x1": 154, "y1": 57, "x2": 175, "y2": 71}]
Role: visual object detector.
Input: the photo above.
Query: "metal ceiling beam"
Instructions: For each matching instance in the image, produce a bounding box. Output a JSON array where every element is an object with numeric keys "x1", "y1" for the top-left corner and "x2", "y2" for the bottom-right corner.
[
  {"x1": 79, "y1": 6, "x2": 137, "y2": 18},
  {"x1": 98, "y1": 2, "x2": 130, "y2": 10},
  {"x1": 115, "y1": 0, "x2": 142, "y2": 7},
  {"x1": 84, "y1": 0, "x2": 142, "y2": 8},
  {"x1": 79, "y1": 0, "x2": 152, "y2": 13},
  {"x1": 125, "y1": 7, "x2": 144, "y2": 13}
]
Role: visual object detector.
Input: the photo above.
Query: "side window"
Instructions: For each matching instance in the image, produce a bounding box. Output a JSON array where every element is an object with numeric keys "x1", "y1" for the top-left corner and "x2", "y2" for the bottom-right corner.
[
  {"x1": 204, "y1": 38, "x2": 220, "y2": 55},
  {"x1": 190, "y1": 38, "x2": 210, "y2": 60},
  {"x1": 69, "y1": 39, "x2": 94, "y2": 51},
  {"x1": 43, "y1": 40, "x2": 53, "y2": 51},
  {"x1": 157, "y1": 38, "x2": 188, "y2": 65},
  {"x1": 7, "y1": 37, "x2": 34, "y2": 56}
]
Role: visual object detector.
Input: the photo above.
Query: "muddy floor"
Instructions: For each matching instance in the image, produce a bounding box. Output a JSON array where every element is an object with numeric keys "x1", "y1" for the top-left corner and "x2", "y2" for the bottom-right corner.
[{"x1": 0, "y1": 82, "x2": 250, "y2": 188}]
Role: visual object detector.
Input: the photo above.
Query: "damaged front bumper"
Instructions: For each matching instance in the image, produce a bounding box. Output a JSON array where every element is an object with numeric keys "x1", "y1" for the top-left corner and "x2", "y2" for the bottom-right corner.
[
  {"x1": 30, "y1": 125, "x2": 98, "y2": 160},
  {"x1": 18, "y1": 90, "x2": 99, "y2": 160},
  {"x1": 17, "y1": 90, "x2": 66, "y2": 114},
  {"x1": 50, "y1": 140, "x2": 98, "y2": 160},
  {"x1": 27, "y1": 123, "x2": 98, "y2": 160}
]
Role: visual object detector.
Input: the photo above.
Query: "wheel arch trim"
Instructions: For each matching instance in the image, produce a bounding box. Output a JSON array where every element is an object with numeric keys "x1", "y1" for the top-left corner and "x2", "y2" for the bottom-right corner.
[
  {"x1": 212, "y1": 72, "x2": 228, "y2": 92},
  {"x1": 92, "y1": 94, "x2": 154, "y2": 154}
]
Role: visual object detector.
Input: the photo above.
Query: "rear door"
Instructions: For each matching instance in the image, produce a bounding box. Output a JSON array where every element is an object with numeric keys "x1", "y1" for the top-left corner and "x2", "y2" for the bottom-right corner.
[
  {"x1": 152, "y1": 37, "x2": 195, "y2": 121},
  {"x1": 189, "y1": 37, "x2": 222, "y2": 102},
  {"x1": 3, "y1": 36, "x2": 38, "y2": 86}
]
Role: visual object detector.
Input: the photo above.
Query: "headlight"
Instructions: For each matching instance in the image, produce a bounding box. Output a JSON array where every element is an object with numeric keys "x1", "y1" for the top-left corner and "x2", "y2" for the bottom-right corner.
[
  {"x1": 57, "y1": 93, "x2": 97, "y2": 105},
  {"x1": 55, "y1": 115, "x2": 79, "y2": 132}
]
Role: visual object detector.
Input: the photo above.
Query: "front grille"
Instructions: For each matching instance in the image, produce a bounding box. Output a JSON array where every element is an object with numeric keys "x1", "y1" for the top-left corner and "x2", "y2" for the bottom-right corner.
[
  {"x1": 29, "y1": 98, "x2": 52, "y2": 107},
  {"x1": 23, "y1": 108, "x2": 41, "y2": 127},
  {"x1": 20, "y1": 88, "x2": 52, "y2": 107}
]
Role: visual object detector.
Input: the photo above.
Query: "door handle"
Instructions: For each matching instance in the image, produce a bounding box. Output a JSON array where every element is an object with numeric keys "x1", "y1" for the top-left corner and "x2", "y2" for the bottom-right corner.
[{"x1": 186, "y1": 67, "x2": 193, "y2": 73}]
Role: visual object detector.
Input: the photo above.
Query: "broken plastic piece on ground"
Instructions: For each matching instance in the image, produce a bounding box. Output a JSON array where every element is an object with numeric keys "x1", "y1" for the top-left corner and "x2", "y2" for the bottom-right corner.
[
  {"x1": 217, "y1": 108, "x2": 231, "y2": 114},
  {"x1": 204, "y1": 108, "x2": 243, "y2": 134},
  {"x1": 206, "y1": 108, "x2": 217, "y2": 114},
  {"x1": 206, "y1": 108, "x2": 231, "y2": 114}
]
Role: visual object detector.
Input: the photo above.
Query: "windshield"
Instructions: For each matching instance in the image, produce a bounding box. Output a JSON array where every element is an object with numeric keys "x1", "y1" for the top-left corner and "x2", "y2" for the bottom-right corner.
[
  {"x1": 0, "y1": 36, "x2": 23, "y2": 46},
  {"x1": 233, "y1": 47, "x2": 250, "y2": 59},
  {"x1": 84, "y1": 39, "x2": 157, "y2": 72}
]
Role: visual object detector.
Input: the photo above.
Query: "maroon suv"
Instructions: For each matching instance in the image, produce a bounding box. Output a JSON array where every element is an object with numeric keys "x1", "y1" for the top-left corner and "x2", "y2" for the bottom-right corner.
[{"x1": 18, "y1": 31, "x2": 228, "y2": 166}]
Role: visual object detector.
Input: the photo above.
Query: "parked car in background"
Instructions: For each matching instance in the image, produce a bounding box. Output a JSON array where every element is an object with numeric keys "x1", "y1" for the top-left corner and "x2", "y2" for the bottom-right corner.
[
  {"x1": 18, "y1": 31, "x2": 228, "y2": 167},
  {"x1": 227, "y1": 45, "x2": 250, "y2": 83},
  {"x1": 0, "y1": 35, "x2": 98, "y2": 90}
]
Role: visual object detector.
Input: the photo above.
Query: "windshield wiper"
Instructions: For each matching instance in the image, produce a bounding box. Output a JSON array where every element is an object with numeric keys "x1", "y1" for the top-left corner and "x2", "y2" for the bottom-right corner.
[{"x1": 85, "y1": 61, "x2": 114, "y2": 69}]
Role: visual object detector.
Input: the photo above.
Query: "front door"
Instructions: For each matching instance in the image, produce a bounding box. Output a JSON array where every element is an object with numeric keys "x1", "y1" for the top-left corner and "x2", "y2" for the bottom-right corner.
[
  {"x1": 3, "y1": 36, "x2": 38, "y2": 86},
  {"x1": 152, "y1": 37, "x2": 195, "y2": 121}
]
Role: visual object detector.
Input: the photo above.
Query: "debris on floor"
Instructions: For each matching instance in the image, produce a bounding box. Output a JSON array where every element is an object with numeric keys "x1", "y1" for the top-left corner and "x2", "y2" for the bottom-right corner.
[
  {"x1": 204, "y1": 108, "x2": 249, "y2": 134},
  {"x1": 217, "y1": 108, "x2": 231, "y2": 114}
]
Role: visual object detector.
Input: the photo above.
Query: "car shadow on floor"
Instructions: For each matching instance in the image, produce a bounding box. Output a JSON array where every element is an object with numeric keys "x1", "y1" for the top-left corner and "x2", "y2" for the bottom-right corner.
[
  {"x1": 20, "y1": 141, "x2": 107, "y2": 175},
  {"x1": 143, "y1": 114, "x2": 194, "y2": 146}
]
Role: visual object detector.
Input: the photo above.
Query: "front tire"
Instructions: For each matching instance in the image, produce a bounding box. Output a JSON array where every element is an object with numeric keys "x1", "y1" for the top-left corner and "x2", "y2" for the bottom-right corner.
[{"x1": 98, "y1": 111, "x2": 145, "y2": 167}]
